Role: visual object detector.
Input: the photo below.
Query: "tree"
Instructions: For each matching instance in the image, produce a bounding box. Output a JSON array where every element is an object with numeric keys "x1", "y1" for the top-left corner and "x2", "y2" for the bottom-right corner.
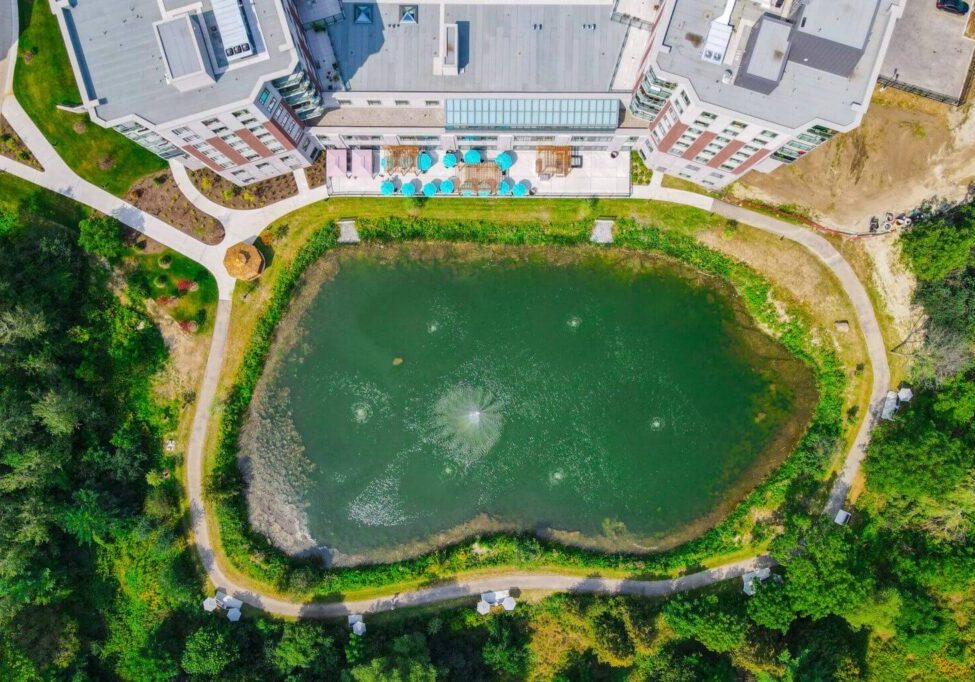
[
  {"x1": 901, "y1": 211, "x2": 975, "y2": 281},
  {"x1": 31, "y1": 387, "x2": 84, "y2": 436},
  {"x1": 481, "y1": 615, "x2": 528, "y2": 677},
  {"x1": 78, "y1": 215, "x2": 125, "y2": 260},
  {"x1": 663, "y1": 593, "x2": 749, "y2": 654},
  {"x1": 0, "y1": 206, "x2": 17, "y2": 236},
  {"x1": 180, "y1": 625, "x2": 239, "y2": 677},
  {"x1": 747, "y1": 580, "x2": 795, "y2": 634},
  {"x1": 268, "y1": 622, "x2": 337, "y2": 679},
  {"x1": 774, "y1": 522, "x2": 873, "y2": 622},
  {"x1": 348, "y1": 633, "x2": 437, "y2": 682}
]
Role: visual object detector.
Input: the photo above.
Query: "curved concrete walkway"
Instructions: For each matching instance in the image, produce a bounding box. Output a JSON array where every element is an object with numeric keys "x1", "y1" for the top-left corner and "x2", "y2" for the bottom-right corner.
[{"x1": 1, "y1": 18, "x2": 888, "y2": 614}]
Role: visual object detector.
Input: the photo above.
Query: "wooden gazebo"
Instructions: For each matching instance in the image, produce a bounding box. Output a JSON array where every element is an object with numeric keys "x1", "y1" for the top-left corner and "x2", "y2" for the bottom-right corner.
[
  {"x1": 224, "y1": 242, "x2": 265, "y2": 281},
  {"x1": 382, "y1": 146, "x2": 420, "y2": 174},
  {"x1": 459, "y1": 162, "x2": 501, "y2": 195},
  {"x1": 535, "y1": 146, "x2": 572, "y2": 178}
]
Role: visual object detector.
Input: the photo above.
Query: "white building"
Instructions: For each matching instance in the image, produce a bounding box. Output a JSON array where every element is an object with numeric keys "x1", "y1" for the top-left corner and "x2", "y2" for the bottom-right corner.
[
  {"x1": 52, "y1": 0, "x2": 904, "y2": 190},
  {"x1": 629, "y1": 0, "x2": 905, "y2": 188},
  {"x1": 52, "y1": 0, "x2": 327, "y2": 184}
]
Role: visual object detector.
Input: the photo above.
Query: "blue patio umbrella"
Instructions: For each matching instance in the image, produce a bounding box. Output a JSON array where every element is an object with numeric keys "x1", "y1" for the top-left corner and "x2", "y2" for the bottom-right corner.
[
  {"x1": 512, "y1": 181, "x2": 529, "y2": 197},
  {"x1": 463, "y1": 149, "x2": 482, "y2": 165},
  {"x1": 380, "y1": 179, "x2": 395, "y2": 196},
  {"x1": 498, "y1": 178, "x2": 513, "y2": 196},
  {"x1": 443, "y1": 152, "x2": 457, "y2": 169},
  {"x1": 439, "y1": 178, "x2": 455, "y2": 193},
  {"x1": 422, "y1": 182, "x2": 438, "y2": 197},
  {"x1": 495, "y1": 151, "x2": 513, "y2": 172},
  {"x1": 418, "y1": 151, "x2": 433, "y2": 172},
  {"x1": 401, "y1": 181, "x2": 417, "y2": 197}
]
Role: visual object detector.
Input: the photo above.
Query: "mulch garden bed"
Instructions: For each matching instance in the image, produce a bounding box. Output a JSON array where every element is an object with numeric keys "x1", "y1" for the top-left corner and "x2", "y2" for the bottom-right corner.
[
  {"x1": 125, "y1": 171, "x2": 226, "y2": 245},
  {"x1": 0, "y1": 117, "x2": 43, "y2": 170},
  {"x1": 305, "y1": 153, "x2": 327, "y2": 189},
  {"x1": 188, "y1": 168, "x2": 298, "y2": 209}
]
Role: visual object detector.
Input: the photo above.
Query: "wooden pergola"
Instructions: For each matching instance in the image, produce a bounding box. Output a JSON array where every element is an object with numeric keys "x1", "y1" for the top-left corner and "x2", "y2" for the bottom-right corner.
[
  {"x1": 535, "y1": 146, "x2": 572, "y2": 178},
  {"x1": 382, "y1": 145, "x2": 420, "y2": 174},
  {"x1": 459, "y1": 162, "x2": 501, "y2": 194}
]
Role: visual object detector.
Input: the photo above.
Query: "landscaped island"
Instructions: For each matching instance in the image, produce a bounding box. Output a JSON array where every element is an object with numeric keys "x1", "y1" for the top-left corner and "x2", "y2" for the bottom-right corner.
[{"x1": 240, "y1": 244, "x2": 817, "y2": 565}]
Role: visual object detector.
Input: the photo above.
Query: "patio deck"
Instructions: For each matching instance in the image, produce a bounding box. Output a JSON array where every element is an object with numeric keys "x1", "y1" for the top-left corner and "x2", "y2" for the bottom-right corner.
[{"x1": 325, "y1": 150, "x2": 631, "y2": 197}]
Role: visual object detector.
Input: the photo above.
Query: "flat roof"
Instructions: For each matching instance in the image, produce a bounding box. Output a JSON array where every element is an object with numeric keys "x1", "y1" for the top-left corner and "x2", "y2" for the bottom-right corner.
[
  {"x1": 879, "y1": 0, "x2": 975, "y2": 102},
  {"x1": 156, "y1": 16, "x2": 207, "y2": 81},
  {"x1": 656, "y1": 0, "x2": 900, "y2": 130},
  {"x1": 326, "y1": 3, "x2": 630, "y2": 93},
  {"x1": 60, "y1": 0, "x2": 294, "y2": 125},
  {"x1": 797, "y1": 0, "x2": 879, "y2": 49}
]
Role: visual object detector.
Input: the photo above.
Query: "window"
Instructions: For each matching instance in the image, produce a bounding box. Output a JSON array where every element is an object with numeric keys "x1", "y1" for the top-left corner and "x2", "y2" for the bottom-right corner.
[
  {"x1": 259, "y1": 89, "x2": 270, "y2": 104},
  {"x1": 760, "y1": 129, "x2": 779, "y2": 138},
  {"x1": 395, "y1": 100, "x2": 410, "y2": 106},
  {"x1": 721, "y1": 129, "x2": 739, "y2": 137},
  {"x1": 425, "y1": 100, "x2": 440, "y2": 106},
  {"x1": 172, "y1": 126, "x2": 191, "y2": 135},
  {"x1": 337, "y1": 99, "x2": 352, "y2": 105},
  {"x1": 232, "y1": 109, "x2": 251, "y2": 118},
  {"x1": 729, "y1": 120, "x2": 748, "y2": 129},
  {"x1": 202, "y1": 118, "x2": 219, "y2": 127},
  {"x1": 367, "y1": 99, "x2": 382, "y2": 106},
  {"x1": 699, "y1": 111, "x2": 717, "y2": 120},
  {"x1": 681, "y1": 92, "x2": 691, "y2": 106}
]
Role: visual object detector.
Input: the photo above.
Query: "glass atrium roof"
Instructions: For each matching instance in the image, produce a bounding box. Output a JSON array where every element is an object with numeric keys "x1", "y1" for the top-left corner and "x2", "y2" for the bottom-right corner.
[{"x1": 445, "y1": 99, "x2": 620, "y2": 130}]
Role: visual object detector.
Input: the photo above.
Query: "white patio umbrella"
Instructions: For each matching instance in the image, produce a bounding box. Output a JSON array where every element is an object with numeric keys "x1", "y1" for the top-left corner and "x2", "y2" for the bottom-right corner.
[
  {"x1": 202, "y1": 597, "x2": 218, "y2": 612},
  {"x1": 476, "y1": 600, "x2": 491, "y2": 615}
]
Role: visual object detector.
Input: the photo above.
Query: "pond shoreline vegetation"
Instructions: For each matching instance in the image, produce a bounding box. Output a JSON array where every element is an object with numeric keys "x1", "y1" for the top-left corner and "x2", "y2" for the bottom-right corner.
[{"x1": 207, "y1": 217, "x2": 847, "y2": 600}]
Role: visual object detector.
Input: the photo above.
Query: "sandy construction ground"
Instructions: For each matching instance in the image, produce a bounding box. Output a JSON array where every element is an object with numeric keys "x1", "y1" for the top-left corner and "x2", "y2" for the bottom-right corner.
[{"x1": 735, "y1": 89, "x2": 975, "y2": 232}]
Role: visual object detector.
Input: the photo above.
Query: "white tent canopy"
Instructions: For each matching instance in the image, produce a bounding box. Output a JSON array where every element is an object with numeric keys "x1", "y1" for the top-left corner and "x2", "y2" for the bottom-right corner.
[
  {"x1": 501, "y1": 596, "x2": 517, "y2": 611},
  {"x1": 352, "y1": 621, "x2": 367, "y2": 636},
  {"x1": 202, "y1": 597, "x2": 218, "y2": 612},
  {"x1": 476, "y1": 600, "x2": 491, "y2": 615}
]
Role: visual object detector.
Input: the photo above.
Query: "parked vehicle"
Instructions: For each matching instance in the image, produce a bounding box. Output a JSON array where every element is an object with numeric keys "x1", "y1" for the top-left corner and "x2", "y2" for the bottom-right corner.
[{"x1": 937, "y1": 0, "x2": 970, "y2": 15}]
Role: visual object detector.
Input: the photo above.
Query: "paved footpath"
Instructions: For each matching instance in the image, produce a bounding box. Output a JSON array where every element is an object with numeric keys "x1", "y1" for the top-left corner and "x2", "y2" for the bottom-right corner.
[{"x1": 1, "y1": 16, "x2": 888, "y2": 613}]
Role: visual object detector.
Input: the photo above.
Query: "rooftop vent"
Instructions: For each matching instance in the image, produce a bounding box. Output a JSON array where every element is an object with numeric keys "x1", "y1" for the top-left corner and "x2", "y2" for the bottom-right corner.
[
  {"x1": 212, "y1": 0, "x2": 255, "y2": 62},
  {"x1": 701, "y1": 0, "x2": 737, "y2": 64}
]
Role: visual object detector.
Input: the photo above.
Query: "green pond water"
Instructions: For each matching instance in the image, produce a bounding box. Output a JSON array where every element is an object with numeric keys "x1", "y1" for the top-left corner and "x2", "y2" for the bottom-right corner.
[{"x1": 241, "y1": 246, "x2": 816, "y2": 564}]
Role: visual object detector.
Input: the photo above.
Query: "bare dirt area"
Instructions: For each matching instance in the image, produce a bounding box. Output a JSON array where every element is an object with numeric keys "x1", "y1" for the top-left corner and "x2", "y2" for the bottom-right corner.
[
  {"x1": 126, "y1": 171, "x2": 226, "y2": 244},
  {"x1": 825, "y1": 233, "x2": 920, "y2": 386},
  {"x1": 189, "y1": 168, "x2": 298, "y2": 208},
  {"x1": 0, "y1": 116, "x2": 42, "y2": 170},
  {"x1": 734, "y1": 89, "x2": 975, "y2": 232}
]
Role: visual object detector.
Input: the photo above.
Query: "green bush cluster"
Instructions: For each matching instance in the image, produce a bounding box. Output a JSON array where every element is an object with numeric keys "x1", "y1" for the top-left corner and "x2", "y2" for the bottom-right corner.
[{"x1": 207, "y1": 217, "x2": 847, "y2": 599}]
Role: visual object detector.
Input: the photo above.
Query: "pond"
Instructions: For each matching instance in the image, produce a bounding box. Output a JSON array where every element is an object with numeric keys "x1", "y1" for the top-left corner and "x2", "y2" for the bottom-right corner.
[{"x1": 240, "y1": 245, "x2": 817, "y2": 565}]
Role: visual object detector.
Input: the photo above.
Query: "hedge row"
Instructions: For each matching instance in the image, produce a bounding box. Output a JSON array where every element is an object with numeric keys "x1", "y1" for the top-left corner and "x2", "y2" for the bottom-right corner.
[{"x1": 206, "y1": 217, "x2": 847, "y2": 600}]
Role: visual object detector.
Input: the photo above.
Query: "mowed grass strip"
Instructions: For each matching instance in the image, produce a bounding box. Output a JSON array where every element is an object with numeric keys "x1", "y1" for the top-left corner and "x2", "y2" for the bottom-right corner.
[{"x1": 13, "y1": 0, "x2": 166, "y2": 196}]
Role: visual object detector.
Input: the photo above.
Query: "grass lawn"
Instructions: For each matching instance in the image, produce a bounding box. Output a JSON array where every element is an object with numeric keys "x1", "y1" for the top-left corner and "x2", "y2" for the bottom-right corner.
[
  {"x1": 0, "y1": 173, "x2": 88, "y2": 227},
  {"x1": 13, "y1": 0, "x2": 166, "y2": 196},
  {"x1": 127, "y1": 250, "x2": 219, "y2": 333}
]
